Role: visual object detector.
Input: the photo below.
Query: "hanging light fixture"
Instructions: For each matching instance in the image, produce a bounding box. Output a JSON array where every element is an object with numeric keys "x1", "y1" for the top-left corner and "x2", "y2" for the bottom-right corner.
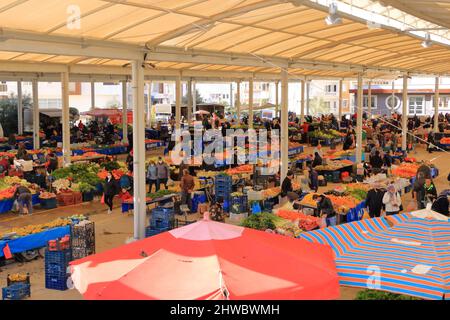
[
  {"x1": 325, "y1": 2, "x2": 342, "y2": 26},
  {"x1": 421, "y1": 33, "x2": 433, "y2": 48}
]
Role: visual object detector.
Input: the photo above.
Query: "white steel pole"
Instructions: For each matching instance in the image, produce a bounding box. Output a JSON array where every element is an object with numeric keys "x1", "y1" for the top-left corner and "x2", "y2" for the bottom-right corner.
[
  {"x1": 367, "y1": 80, "x2": 372, "y2": 117},
  {"x1": 236, "y1": 81, "x2": 241, "y2": 120},
  {"x1": 281, "y1": 70, "x2": 289, "y2": 182},
  {"x1": 338, "y1": 79, "x2": 343, "y2": 121},
  {"x1": 90, "y1": 81, "x2": 95, "y2": 110},
  {"x1": 131, "y1": 60, "x2": 146, "y2": 240},
  {"x1": 402, "y1": 75, "x2": 408, "y2": 150},
  {"x1": 32, "y1": 79, "x2": 40, "y2": 150},
  {"x1": 17, "y1": 80, "x2": 23, "y2": 135},
  {"x1": 248, "y1": 77, "x2": 254, "y2": 128},
  {"x1": 306, "y1": 81, "x2": 310, "y2": 116},
  {"x1": 187, "y1": 79, "x2": 193, "y2": 125},
  {"x1": 275, "y1": 81, "x2": 279, "y2": 118},
  {"x1": 391, "y1": 80, "x2": 395, "y2": 117},
  {"x1": 61, "y1": 71, "x2": 71, "y2": 166},
  {"x1": 175, "y1": 74, "x2": 182, "y2": 129},
  {"x1": 300, "y1": 80, "x2": 305, "y2": 124},
  {"x1": 229, "y1": 83, "x2": 233, "y2": 113},
  {"x1": 356, "y1": 73, "x2": 363, "y2": 164},
  {"x1": 192, "y1": 80, "x2": 197, "y2": 116},
  {"x1": 122, "y1": 80, "x2": 128, "y2": 144},
  {"x1": 147, "y1": 81, "x2": 152, "y2": 128},
  {"x1": 434, "y1": 77, "x2": 439, "y2": 133}
]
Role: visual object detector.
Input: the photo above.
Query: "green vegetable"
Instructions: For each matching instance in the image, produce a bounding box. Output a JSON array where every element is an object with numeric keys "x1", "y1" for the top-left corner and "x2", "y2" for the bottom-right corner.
[
  {"x1": 355, "y1": 289, "x2": 420, "y2": 300},
  {"x1": 240, "y1": 212, "x2": 276, "y2": 230}
]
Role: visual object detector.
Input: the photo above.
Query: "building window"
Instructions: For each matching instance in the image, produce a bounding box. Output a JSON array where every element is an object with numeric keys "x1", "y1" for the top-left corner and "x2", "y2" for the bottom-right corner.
[
  {"x1": 408, "y1": 96, "x2": 424, "y2": 115},
  {"x1": 342, "y1": 99, "x2": 348, "y2": 107},
  {"x1": 325, "y1": 84, "x2": 337, "y2": 93},
  {"x1": 39, "y1": 98, "x2": 62, "y2": 108},
  {"x1": 440, "y1": 96, "x2": 450, "y2": 109},
  {"x1": 0, "y1": 84, "x2": 7, "y2": 92},
  {"x1": 363, "y1": 95, "x2": 377, "y2": 109}
]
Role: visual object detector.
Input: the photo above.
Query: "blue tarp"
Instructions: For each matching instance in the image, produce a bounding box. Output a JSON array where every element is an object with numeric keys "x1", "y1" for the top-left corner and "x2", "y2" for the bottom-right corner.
[
  {"x1": 0, "y1": 225, "x2": 70, "y2": 257},
  {"x1": 0, "y1": 194, "x2": 40, "y2": 214}
]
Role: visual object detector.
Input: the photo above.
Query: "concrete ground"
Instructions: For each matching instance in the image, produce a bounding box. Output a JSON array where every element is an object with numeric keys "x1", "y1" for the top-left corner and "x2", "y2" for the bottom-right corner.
[{"x1": 0, "y1": 142, "x2": 448, "y2": 300}]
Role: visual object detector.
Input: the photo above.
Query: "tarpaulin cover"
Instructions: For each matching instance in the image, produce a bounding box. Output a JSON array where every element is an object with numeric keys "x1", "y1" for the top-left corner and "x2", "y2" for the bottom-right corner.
[
  {"x1": 0, "y1": 225, "x2": 70, "y2": 257},
  {"x1": 70, "y1": 219, "x2": 339, "y2": 300}
]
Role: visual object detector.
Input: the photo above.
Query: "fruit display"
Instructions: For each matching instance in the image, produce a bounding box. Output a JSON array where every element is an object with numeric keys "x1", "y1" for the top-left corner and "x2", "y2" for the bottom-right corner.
[
  {"x1": 275, "y1": 221, "x2": 302, "y2": 237},
  {"x1": 288, "y1": 142, "x2": 303, "y2": 149},
  {"x1": 314, "y1": 160, "x2": 353, "y2": 171},
  {"x1": 326, "y1": 194, "x2": 359, "y2": 213},
  {"x1": 8, "y1": 273, "x2": 28, "y2": 282},
  {"x1": 226, "y1": 164, "x2": 253, "y2": 175},
  {"x1": 392, "y1": 163, "x2": 420, "y2": 178},
  {"x1": 97, "y1": 168, "x2": 127, "y2": 180},
  {"x1": 440, "y1": 137, "x2": 450, "y2": 145},
  {"x1": 196, "y1": 170, "x2": 219, "y2": 178},
  {"x1": 262, "y1": 187, "x2": 281, "y2": 199},
  {"x1": 299, "y1": 193, "x2": 319, "y2": 207},
  {"x1": 0, "y1": 187, "x2": 16, "y2": 201},
  {"x1": 308, "y1": 130, "x2": 342, "y2": 140},
  {"x1": 3, "y1": 176, "x2": 31, "y2": 188},
  {"x1": 39, "y1": 191, "x2": 56, "y2": 199},
  {"x1": 1, "y1": 217, "x2": 72, "y2": 238}
]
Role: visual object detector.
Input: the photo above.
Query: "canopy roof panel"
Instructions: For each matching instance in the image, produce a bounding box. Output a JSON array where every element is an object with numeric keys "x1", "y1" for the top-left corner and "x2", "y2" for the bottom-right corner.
[{"x1": 0, "y1": 0, "x2": 449, "y2": 79}]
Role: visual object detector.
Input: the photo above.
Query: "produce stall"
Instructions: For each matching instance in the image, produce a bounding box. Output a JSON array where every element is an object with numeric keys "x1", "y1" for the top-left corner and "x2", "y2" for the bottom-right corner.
[
  {"x1": 0, "y1": 176, "x2": 40, "y2": 214},
  {"x1": 0, "y1": 218, "x2": 72, "y2": 258}
]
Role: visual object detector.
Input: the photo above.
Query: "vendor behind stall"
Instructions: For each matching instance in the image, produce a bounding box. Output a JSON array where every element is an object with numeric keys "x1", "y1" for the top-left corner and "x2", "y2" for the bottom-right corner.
[
  {"x1": 313, "y1": 194, "x2": 336, "y2": 226},
  {"x1": 280, "y1": 170, "x2": 294, "y2": 205}
]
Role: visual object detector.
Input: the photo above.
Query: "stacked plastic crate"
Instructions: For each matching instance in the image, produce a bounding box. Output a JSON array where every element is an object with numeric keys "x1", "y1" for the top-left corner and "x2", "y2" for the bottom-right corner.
[
  {"x1": 71, "y1": 221, "x2": 95, "y2": 260},
  {"x1": 45, "y1": 245, "x2": 72, "y2": 291},
  {"x1": 215, "y1": 174, "x2": 232, "y2": 212},
  {"x1": 145, "y1": 207, "x2": 174, "y2": 237}
]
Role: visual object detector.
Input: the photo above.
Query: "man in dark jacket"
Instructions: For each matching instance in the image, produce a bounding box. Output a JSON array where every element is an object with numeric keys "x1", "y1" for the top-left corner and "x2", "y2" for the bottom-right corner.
[
  {"x1": 365, "y1": 185, "x2": 385, "y2": 218},
  {"x1": 104, "y1": 172, "x2": 118, "y2": 214},
  {"x1": 281, "y1": 170, "x2": 294, "y2": 199},
  {"x1": 313, "y1": 194, "x2": 335, "y2": 218}
]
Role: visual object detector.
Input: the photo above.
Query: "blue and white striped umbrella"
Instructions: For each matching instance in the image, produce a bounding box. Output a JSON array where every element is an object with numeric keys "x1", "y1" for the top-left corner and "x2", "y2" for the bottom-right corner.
[{"x1": 299, "y1": 211, "x2": 450, "y2": 300}]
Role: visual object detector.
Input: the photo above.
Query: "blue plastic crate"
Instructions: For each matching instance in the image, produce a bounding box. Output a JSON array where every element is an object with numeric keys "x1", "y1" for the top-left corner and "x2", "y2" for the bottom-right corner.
[
  {"x1": 145, "y1": 226, "x2": 169, "y2": 237},
  {"x1": 45, "y1": 274, "x2": 69, "y2": 291},
  {"x1": 45, "y1": 262, "x2": 67, "y2": 275},
  {"x1": 45, "y1": 248, "x2": 72, "y2": 264},
  {"x1": 2, "y1": 283, "x2": 31, "y2": 300},
  {"x1": 215, "y1": 175, "x2": 232, "y2": 182}
]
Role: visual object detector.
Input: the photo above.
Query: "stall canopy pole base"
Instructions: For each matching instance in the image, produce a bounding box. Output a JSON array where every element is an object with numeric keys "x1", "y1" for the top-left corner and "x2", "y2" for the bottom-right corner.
[{"x1": 132, "y1": 59, "x2": 146, "y2": 240}]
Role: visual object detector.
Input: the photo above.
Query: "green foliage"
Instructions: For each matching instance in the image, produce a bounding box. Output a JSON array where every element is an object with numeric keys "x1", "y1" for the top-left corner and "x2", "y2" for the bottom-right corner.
[
  {"x1": 100, "y1": 161, "x2": 121, "y2": 171},
  {"x1": 77, "y1": 182, "x2": 96, "y2": 193},
  {"x1": 147, "y1": 189, "x2": 174, "y2": 199},
  {"x1": 52, "y1": 163, "x2": 101, "y2": 188},
  {"x1": 355, "y1": 289, "x2": 420, "y2": 300},
  {"x1": 240, "y1": 212, "x2": 276, "y2": 231},
  {"x1": 0, "y1": 94, "x2": 32, "y2": 136}
]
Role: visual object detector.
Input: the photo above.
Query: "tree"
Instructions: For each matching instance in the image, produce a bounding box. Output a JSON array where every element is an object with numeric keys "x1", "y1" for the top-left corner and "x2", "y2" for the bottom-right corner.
[
  {"x1": 0, "y1": 93, "x2": 32, "y2": 136},
  {"x1": 182, "y1": 89, "x2": 204, "y2": 105}
]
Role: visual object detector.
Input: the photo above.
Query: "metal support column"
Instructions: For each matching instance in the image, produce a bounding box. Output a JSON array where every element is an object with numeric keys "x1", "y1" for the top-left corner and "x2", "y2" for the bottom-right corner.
[
  {"x1": 122, "y1": 80, "x2": 128, "y2": 144},
  {"x1": 402, "y1": 75, "x2": 408, "y2": 151},
  {"x1": 192, "y1": 80, "x2": 197, "y2": 115},
  {"x1": 306, "y1": 81, "x2": 310, "y2": 116},
  {"x1": 281, "y1": 70, "x2": 289, "y2": 182},
  {"x1": 434, "y1": 77, "x2": 439, "y2": 133},
  {"x1": 131, "y1": 60, "x2": 146, "y2": 240},
  {"x1": 175, "y1": 74, "x2": 182, "y2": 129},
  {"x1": 187, "y1": 79, "x2": 193, "y2": 125},
  {"x1": 90, "y1": 81, "x2": 95, "y2": 110},
  {"x1": 367, "y1": 80, "x2": 372, "y2": 117},
  {"x1": 275, "y1": 81, "x2": 279, "y2": 118},
  {"x1": 338, "y1": 80, "x2": 343, "y2": 121},
  {"x1": 300, "y1": 80, "x2": 305, "y2": 124},
  {"x1": 248, "y1": 77, "x2": 254, "y2": 128},
  {"x1": 147, "y1": 82, "x2": 152, "y2": 128},
  {"x1": 32, "y1": 79, "x2": 40, "y2": 150},
  {"x1": 17, "y1": 81, "x2": 23, "y2": 135},
  {"x1": 61, "y1": 71, "x2": 71, "y2": 166},
  {"x1": 356, "y1": 73, "x2": 363, "y2": 164},
  {"x1": 236, "y1": 81, "x2": 241, "y2": 121}
]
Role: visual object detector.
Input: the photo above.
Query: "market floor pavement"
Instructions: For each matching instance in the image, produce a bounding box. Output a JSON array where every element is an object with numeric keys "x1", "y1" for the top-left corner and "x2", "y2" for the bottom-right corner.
[{"x1": 0, "y1": 143, "x2": 448, "y2": 300}]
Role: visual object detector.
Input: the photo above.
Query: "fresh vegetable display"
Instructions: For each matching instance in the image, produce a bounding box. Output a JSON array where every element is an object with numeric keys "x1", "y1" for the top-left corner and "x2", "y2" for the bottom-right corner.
[
  {"x1": 52, "y1": 179, "x2": 71, "y2": 193},
  {"x1": 52, "y1": 163, "x2": 102, "y2": 193},
  {"x1": 1, "y1": 217, "x2": 72, "y2": 238},
  {"x1": 226, "y1": 164, "x2": 253, "y2": 175},
  {"x1": 39, "y1": 192, "x2": 56, "y2": 199},
  {"x1": 308, "y1": 130, "x2": 342, "y2": 140},
  {"x1": 392, "y1": 163, "x2": 420, "y2": 178},
  {"x1": 147, "y1": 189, "x2": 175, "y2": 199},
  {"x1": 440, "y1": 137, "x2": 450, "y2": 145},
  {"x1": 240, "y1": 212, "x2": 276, "y2": 231}
]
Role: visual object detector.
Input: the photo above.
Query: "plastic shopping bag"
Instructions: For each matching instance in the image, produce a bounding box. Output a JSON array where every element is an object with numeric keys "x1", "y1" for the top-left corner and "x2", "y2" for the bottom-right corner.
[
  {"x1": 101, "y1": 194, "x2": 105, "y2": 204},
  {"x1": 167, "y1": 178, "x2": 175, "y2": 187}
]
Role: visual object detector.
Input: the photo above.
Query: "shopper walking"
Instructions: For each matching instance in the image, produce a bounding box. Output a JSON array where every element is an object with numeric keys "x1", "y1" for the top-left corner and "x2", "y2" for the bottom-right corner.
[
  {"x1": 104, "y1": 171, "x2": 118, "y2": 214},
  {"x1": 365, "y1": 184, "x2": 385, "y2": 218}
]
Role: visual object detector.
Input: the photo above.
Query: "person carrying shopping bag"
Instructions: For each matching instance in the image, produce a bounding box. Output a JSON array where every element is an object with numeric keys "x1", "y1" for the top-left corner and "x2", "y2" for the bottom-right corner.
[{"x1": 104, "y1": 171, "x2": 119, "y2": 214}]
